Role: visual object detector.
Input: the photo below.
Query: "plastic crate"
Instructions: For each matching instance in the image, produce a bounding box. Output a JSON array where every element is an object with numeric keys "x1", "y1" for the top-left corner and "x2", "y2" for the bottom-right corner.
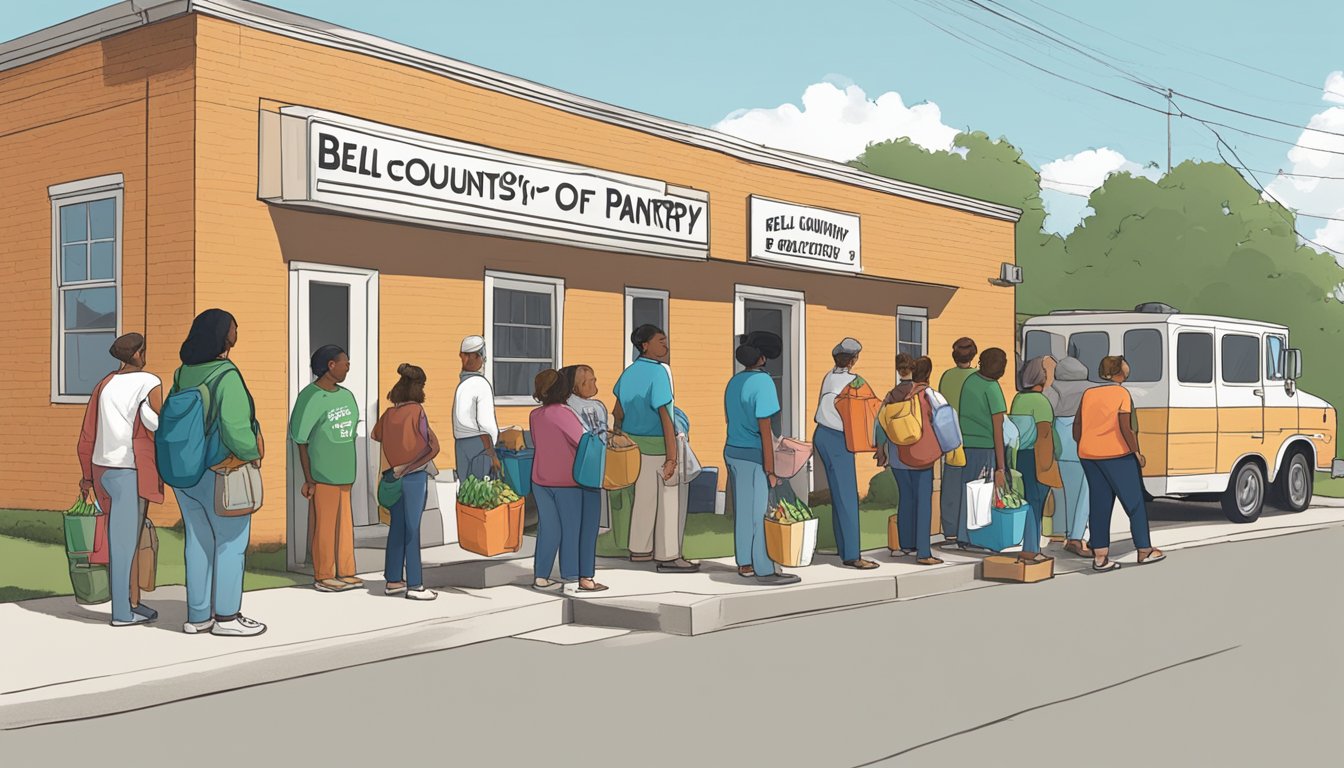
[{"x1": 967, "y1": 503, "x2": 1029, "y2": 552}]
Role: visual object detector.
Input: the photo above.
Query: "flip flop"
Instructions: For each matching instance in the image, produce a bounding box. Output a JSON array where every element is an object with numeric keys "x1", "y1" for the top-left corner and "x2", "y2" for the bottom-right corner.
[
  {"x1": 1091, "y1": 558, "x2": 1121, "y2": 572},
  {"x1": 1138, "y1": 550, "x2": 1166, "y2": 565}
]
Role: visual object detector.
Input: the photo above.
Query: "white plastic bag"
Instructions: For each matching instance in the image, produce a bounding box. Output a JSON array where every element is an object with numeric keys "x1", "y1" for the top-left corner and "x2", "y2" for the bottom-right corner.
[{"x1": 965, "y1": 478, "x2": 994, "y2": 531}]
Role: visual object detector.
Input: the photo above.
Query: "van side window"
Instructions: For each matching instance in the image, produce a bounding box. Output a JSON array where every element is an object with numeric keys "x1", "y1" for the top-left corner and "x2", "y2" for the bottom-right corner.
[
  {"x1": 1221, "y1": 334, "x2": 1260, "y2": 384},
  {"x1": 1024, "y1": 330, "x2": 1056, "y2": 362},
  {"x1": 1068, "y1": 332, "x2": 1109, "y2": 383},
  {"x1": 1176, "y1": 332, "x2": 1213, "y2": 384},
  {"x1": 1265, "y1": 335, "x2": 1286, "y2": 381},
  {"x1": 1123, "y1": 329, "x2": 1163, "y2": 382}
]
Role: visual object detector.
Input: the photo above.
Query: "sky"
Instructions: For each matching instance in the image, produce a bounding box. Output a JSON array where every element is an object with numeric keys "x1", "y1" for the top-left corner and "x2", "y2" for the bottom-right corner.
[{"x1": 6, "y1": 0, "x2": 1344, "y2": 247}]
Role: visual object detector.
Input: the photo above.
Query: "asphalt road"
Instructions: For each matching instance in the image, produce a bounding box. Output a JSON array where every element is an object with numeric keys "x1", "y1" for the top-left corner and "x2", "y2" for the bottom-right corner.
[{"x1": 4, "y1": 517, "x2": 1340, "y2": 766}]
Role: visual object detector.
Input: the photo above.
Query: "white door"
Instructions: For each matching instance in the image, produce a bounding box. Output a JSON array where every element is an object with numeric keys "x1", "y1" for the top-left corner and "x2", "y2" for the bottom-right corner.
[
  {"x1": 287, "y1": 264, "x2": 380, "y2": 571},
  {"x1": 734, "y1": 286, "x2": 807, "y2": 497}
]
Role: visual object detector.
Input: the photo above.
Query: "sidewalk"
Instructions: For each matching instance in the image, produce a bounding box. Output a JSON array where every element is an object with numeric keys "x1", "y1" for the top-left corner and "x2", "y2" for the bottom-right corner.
[{"x1": 4, "y1": 502, "x2": 1342, "y2": 729}]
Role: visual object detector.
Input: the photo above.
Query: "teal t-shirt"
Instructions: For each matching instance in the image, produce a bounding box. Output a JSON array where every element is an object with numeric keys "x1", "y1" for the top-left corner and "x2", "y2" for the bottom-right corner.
[
  {"x1": 959, "y1": 373, "x2": 1007, "y2": 450},
  {"x1": 613, "y1": 357, "x2": 674, "y2": 453},
  {"x1": 289, "y1": 383, "x2": 359, "y2": 485},
  {"x1": 1009, "y1": 391, "x2": 1054, "y2": 449},
  {"x1": 723, "y1": 370, "x2": 781, "y2": 462}
]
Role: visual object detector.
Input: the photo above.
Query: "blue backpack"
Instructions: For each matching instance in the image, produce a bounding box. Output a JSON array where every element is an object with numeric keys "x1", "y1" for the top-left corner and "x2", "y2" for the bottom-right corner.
[
  {"x1": 927, "y1": 390, "x2": 964, "y2": 452},
  {"x1": 573, "y1": 429, "x2": 607, "y2": 489},
  {"x1": 156, "y1": 365, "x2": 239, "y2": 489}
]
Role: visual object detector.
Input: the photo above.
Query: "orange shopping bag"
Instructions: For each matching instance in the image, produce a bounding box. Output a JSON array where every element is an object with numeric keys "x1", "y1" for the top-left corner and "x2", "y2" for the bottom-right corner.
[{"x1": 835, "y1": 377, "x2": 881, "y2": 453}]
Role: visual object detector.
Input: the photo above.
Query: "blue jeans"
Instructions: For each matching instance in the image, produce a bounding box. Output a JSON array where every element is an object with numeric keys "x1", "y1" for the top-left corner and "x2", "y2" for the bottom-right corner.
[
  {"x1": 98, "y1": 468, "x2": 146, "y2": 622},
  {"x1": 566, "y1": 488, "x2": 602, "y2": 580},
  {"x1": 1018, "y1": 452, "x2": 1050, "y2": 554},
  {"x1": 533, "y1": 484, "x2": 583, "y2": 580},
  {"x1": 959, "y1": 448, "x2": 998, "y2": 541},
  {"x1": 939, "y1": 461, "x2": 963, "y2": 540},
  {"x1": 1058, "y1": 461, "x2": 1089, "y2": 540},
  {"x1": 384, "y1": 470, "x2": 428, "y2": 588},
  {"x1": 814, "y1": 426, "x2": 860, "y2": 562},
  {"x1": 174, "y1": 470, "x2": 252, "y2": 624},
  {"x1": 726, "y1": 454, "x2": 775, "y2": 575},
  {"x1": 892, "y1": 467, "x2": 933, "y2": 559},
  {"x1": 1081, "y1": 455, "x2": 1151, "y2": 551}
]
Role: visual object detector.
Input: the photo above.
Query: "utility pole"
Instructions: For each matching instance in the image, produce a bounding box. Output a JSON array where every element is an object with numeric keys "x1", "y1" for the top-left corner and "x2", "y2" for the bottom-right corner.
[{"x1": 1166, "y1": 88, "x2": 1173, "y2": 174}]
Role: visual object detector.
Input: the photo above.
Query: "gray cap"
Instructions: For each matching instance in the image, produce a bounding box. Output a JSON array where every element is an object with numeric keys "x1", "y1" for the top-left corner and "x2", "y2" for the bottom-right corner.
[
  {"x1": 460, "y1": 335, "x2": 486, "y2": 354},
  {"x1": 832, "y1": 338, "x2": 862, "y2": 356}
]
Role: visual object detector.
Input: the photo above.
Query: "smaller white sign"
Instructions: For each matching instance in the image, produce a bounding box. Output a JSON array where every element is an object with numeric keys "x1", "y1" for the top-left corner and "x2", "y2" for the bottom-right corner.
[{"x1": 749, "y1": 196, "x2": 861, "y2": 274}]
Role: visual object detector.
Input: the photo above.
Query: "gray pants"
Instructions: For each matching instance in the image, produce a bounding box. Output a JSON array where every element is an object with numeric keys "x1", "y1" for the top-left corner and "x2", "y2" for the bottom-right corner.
[
  {"x1": 455, "y1": 436, "x2": 493, "y2": 481},
  {"x1": 97, "y1": 468, "x2": 147, "y2": 623},
  {"x1": 942, "y1": 448, "x2": 998, "y2": 541}
]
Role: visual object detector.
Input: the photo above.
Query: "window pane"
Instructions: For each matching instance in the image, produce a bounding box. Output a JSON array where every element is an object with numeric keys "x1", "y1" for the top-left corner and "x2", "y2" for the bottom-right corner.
[
  {"x1": 88, "y1": 198, "x2": 116, "y2": 240},
  {"x1": 1123, "y1": 329, "x2": 1163, "y2": 383},
  {"x1": 525, "y1": 292, "x2": 550, "y2": 325},
  {"x1": 64, "y1": 287, "x2": 116, "y2": 330},
  {"x1": 62, "y1": 244, "x2": 88, "y2": 283},
  {"x1": 498, "y1": 326, "x2": 551, "y2": 359},
  {"x1": 60, "y1": 203, "x2": 87, "y2": 244},
  {"x1": 1177, "y1": 333, "x2": 1213, "y2": 384},
  {"x1": 64, "y1": 331, "x2": 117, "y2": 396},
  {"x1": 1222, "y1": 334, "x2": 1259, "y2": 384},
  {"x1": 631, "y1": 296, "x2": 664, "y2": 332},
  {"x1": 495, "y1": 361, "x2": 548, "y2": 398},
  {"x1": 308, "y1": 282, "x2": 350, "y2": 360},
  {"x1": 494, "y1": 288, "x2": 522, "y2": 323},
  {"x1": 90, "y1": 242, "x2": 115, "y2": 281},
  {"x1": 1067, "y1": 332, "x2": 1110, "y2": 383},
  {"x1": 1266, "y1": 336, "x2": 1285, "y2": 381},
  {"x1": 1025, "y1": 330, "x2": 1056, "y2": 361}
]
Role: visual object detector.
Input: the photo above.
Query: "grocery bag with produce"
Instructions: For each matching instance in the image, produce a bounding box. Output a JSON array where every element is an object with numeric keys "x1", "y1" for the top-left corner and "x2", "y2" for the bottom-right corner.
[
  {"x1": 455, "y1": 476, "x2": 525, "y2": 556},
  {"x1": 763, "y1": 496, "x2": 819, "y2": 568}
]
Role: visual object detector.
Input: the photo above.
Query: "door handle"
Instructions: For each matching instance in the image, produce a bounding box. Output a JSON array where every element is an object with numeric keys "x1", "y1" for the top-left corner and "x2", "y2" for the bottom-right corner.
[{"x1": 1253, "y1": 389, "x2": 1264, "y2": 397}]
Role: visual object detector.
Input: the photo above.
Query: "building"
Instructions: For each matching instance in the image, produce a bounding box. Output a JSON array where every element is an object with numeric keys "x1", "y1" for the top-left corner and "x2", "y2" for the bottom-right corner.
[{"x1": 0, "y1": 0, "x2": 1020, "y2": 568}]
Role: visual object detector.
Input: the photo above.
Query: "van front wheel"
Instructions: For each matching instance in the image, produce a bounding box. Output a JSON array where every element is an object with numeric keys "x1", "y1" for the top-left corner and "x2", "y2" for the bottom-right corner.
[
  {"x1": 1222, "y1": 462, "x2": 1265, "y2": 523},
  {"x1": 1271, "y1": 451, "x2": 1313, "y2": 512}
]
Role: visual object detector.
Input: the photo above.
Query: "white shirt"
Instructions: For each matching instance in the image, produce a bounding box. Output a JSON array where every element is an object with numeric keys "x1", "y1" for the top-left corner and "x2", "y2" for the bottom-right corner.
[
  {"x1": 93, "y1": 371, "x2": 161, "y2": 468},
  {"x1": 567, "y1": 394, "x2": 610, "y2": 435},
  {"x1": 814, "y1": 368, "x2": 856, "y2": 432},
  {"x1": 453, "y1": 373, "x2": 499, "y2": 441}
]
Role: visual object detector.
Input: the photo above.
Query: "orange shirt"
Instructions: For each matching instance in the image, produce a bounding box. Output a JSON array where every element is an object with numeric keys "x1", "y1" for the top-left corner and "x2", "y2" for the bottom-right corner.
[{"x1": 1078, "y1": 385, "x2": 1134, "y2": 460}]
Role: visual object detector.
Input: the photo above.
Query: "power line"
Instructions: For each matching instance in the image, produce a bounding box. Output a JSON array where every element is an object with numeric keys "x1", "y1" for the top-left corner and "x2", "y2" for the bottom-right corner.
[
  {"x1": 1210, "y1": 131, "x2": 1344, "y2": 254},
  {"x1": 1171, "y1": 90, "x2": 1344, "y2": 140}
]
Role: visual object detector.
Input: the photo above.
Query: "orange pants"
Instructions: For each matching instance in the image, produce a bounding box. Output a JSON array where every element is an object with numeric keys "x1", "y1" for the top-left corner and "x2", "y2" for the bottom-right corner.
[{"x1": 309, "y1": 484, "x2": 357, "y2": 581}]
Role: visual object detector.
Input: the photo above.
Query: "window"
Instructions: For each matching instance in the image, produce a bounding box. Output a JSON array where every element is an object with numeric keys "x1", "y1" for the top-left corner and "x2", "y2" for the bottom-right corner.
[
  {"x1": 624, "y1": 288, "x2": 668, "y2": 368},
  {"x1": 50, "y1": 174, "x2": 123, "y2": 402},
  {"x1": 1123, "y1": 329, "x2": 1163, "y2": 383},
  {"x1": 1024, "y1": 330, "x2": 1058, "y2": 362},
  {"x1": 1176, "y1": 332, "x2": 1213, "y2": 384},
  {"x1": 897, "y1": 306, "x2": 927, "y2": 358},
  {"x1": 1221, "y1": 334, "x2": 1260, "y2": 384},
  {"x1": 1067, "y1": 332, "x2": 1110, "y2": 383},
  {"x1": 1266, "y1": 335, "x2": 1286, "y2": 381},
  {"x1": 485, "y1": 272, "x2": 563, "y2": 404}
]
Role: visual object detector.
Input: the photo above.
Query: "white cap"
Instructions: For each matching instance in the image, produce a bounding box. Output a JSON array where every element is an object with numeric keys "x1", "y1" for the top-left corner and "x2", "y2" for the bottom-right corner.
[{"x1": 460, "y1": 335, "x2": 486, "y2": 354}]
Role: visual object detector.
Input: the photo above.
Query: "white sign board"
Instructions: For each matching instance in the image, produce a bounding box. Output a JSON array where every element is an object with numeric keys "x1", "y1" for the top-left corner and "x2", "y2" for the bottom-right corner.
[
  {"x1": 749, "y1": 195, "x2": 861, "y2": 274},
  {"x1": 263, "y1": 109, "x2": 709, "y2": 259}
]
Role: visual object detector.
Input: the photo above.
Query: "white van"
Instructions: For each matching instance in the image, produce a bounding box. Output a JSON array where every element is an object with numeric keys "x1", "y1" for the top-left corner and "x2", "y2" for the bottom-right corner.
[{"x1": 1022, "y1": 303, "x2": 1344, "y2": 522}]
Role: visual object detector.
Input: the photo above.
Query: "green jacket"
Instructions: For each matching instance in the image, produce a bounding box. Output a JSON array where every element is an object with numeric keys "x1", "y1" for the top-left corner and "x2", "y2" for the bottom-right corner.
[{"x1": 174, "y1": 360, "x2": 261, "y2": 462}]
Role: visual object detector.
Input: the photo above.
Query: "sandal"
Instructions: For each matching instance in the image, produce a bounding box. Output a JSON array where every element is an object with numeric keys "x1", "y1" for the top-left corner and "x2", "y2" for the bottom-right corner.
[
  {"x1": 1063, "y1": 540, "x2": 1093, "y2": 558},
  {"x1": 578, "y1": 579, "x2": 609, "y2": 592},
  {"x1": 1091, "y1": 558, "x2": 1121, "y2": 572},
  {"x1": 738, "y1": 566, "x2": 755, "y2": 578},
  {"x1": 1137, "y1": 549, "x2": 1166, "y2": 565},
  {"x1": 1016, "y1": 553, "x2": 1049, "y2": 564},
  {"x1": 843, "y1": 559, "x2": 880, "y2": 570},
  {"x1": 629, "y1": 552, "x2": 654, "y2": 563},
  {"x1": 916, "y1": 557, "x2": 944, "y2": 566}
]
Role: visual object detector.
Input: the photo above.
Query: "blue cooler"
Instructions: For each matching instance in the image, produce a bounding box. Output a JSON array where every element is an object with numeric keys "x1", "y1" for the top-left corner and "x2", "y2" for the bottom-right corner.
[
  {"x1": 686, "y1": 467, "x2": 719, "y2": 513},
  {"x1": 497, "y1": 447, "x2": 534, "y2": 498},
  {"x1": 967, "y1": 503, "x2": 1029, "y2": 552}
]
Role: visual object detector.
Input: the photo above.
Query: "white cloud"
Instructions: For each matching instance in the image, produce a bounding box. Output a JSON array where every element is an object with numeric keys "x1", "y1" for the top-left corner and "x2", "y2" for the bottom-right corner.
[
  {"x1": 1325, "y1": 70, "x2": 1344, "y2": 105},
  {"x1": 1264, "y1": 75, "x2": 1344, "y2": 263},
  {"x1": 1038, "y1": 148, "x2": 1157, "y2": 234},
  {"x1": 712, "y1": 81, "x2": 960, "y2": 162}
]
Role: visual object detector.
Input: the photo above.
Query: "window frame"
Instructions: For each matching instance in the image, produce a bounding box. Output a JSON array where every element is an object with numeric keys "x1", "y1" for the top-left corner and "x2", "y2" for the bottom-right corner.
[
  {"x1": 624, "y1": 287, "x2": 669, "y2": 369},
  {"x1": 50, "y1": 174, "x2": 124, "y2": 404},
  {"x1": 1220, "y1": 332, "x2": 1262, "y2": 386},
  {"x1": 1175, "y1": 330, "x2": 1215, "y2": 386},
  {"x1": 896, "y1": 306, "x2": 928, "y2": 360},
  {"x1": 483, "y1": 270, "x2": 565, "y2": 406}
]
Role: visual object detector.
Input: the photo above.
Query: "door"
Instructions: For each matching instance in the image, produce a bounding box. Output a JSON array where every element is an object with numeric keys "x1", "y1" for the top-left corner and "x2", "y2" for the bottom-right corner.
[
  {"x1": 1261, "y1": 332, "x2": 1297, "y2": 477},
  {"x1": 1168, "y1": 328, "x2": 1218, "y2": 484},
  {"x1": 734, "y1": 286, "x2": 806, "y2": 496},
  {"x1": 1216, "y1": 330, "x2": 1265, "y2": 474},
  {"x1": 288, "y1": 264, "x2": 379, "y2": 571}
]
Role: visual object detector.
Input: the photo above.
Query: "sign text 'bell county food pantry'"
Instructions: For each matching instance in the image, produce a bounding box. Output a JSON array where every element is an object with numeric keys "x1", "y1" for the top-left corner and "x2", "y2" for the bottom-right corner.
[
  {"x1": 748, "y1": 196, "x2": 861, "y2": 274},
  {"x1": 303, "y1": 118, "x2": 708, "y2": 258}
]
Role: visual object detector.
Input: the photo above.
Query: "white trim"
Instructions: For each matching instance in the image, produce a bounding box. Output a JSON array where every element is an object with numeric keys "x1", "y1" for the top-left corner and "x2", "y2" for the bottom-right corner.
[
  {"x1": 0, "y1": 0, "x2": 1021, "y2": 223},
  {"x1": 50, "y1": 181, "x2": 124, "y2": 404},
  {"x1": 624, "y1": 287, "x2": 669, "y2": 369},
  {"x1": 897, "y1": 306, "x2": 929, "y2": 358},
  {"x1": 733, "y1": 285, "x2": 807, "y2": 441},
  {"x1": 287, "y1": 260, "x2": 377, "y2": 275},
  {"x1": 484, "y1": 270, "x2": 565, "y2": 406}
]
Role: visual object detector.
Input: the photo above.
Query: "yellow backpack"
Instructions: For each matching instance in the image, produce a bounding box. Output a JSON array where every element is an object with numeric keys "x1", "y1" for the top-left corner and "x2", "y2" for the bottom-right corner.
[{"x1": 878, "y1": 395, "x2": 923, "y2": 446}]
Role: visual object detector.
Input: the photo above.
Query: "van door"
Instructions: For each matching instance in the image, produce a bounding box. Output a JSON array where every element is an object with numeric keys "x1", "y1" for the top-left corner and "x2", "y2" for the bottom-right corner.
[
  {"x1": 1216, "y1": 331, "x2": 1265, "y2": 474},
  {"x1": 1262, "y1": 332, "x2": 1296, "y2": 476},
  {"x1": 1168, "y1": 328, "x2": 1218, "y2": 484}
]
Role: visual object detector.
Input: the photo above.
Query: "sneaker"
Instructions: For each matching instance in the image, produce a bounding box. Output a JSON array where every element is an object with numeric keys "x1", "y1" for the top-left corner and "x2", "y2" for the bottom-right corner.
[
  {"x1": 405, "y1": 587, "x2": 437, "y2": 601},
  {"x1": 184, "y1": 619, "x2": 215, "y2": 634},
  {"x1": 131, "y1": 604, "x2": 159, "y2": 621},
  {"x1": 211, "y1": 615, "x2": 267, "y2": 637},
  {"x1": 755, "y1": 573, "x2": 801, "y2": 586},
  {"x1": 338, "y1": 576, "x2": 365, "y2": 587},
  {"x1": 656, "y1": 558, "x2": 700, "y2": 573},
  {"x1": 111, "y1": 613, "x2": 151, "y2": 627}
]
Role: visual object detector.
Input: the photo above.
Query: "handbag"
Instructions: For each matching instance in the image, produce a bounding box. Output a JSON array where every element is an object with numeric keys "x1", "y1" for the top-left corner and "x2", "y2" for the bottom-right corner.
[
  {"x1": 773, "y1": 436, "x2": 813, "y2": 478},
  {"x1": 665, "y1": 433, "x2": 703, "y2": 486},
  {"x1": 136, "y1": 519, "x2": 158, "y2": 593},
  {"x1": 1035, "y1": 440, "x2": 1063, "y2": 489},
  {"x1": 377, "y1": 469, "x2": 404, "y2": 508},
  {"x1": 965, "y1": 473, "x2": 995, "y2": 531},
  {"x1": 603, "y1": 433, "x2": 642, "y2": 490},
  {"x1": 574, "y1": 429, "x2": 608, "y2": 489},
  {"x1": 89, "y1": 508, "x2": 111, "y2": 566},
  {"x1": 214, "y1": 462, "x2": 263, "y2": 516},
  {"x1": 945, "y1": 445, "x2": 967, "y2": 468}
]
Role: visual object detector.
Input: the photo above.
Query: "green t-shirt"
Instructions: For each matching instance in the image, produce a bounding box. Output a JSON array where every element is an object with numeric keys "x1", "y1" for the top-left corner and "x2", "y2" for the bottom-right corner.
[
  {"x1": 959, "y1": 373, "x2": 1007, "y2": 450},
  {"x1": 1010, "y1": 391, "x2": 1054, "y2": 449},
  {"x1": 938, "y1": 366, "x2": 977, "y2": 413},
  {"x1": 289, "y1": 383, "x2": 359, "y2": 485}
]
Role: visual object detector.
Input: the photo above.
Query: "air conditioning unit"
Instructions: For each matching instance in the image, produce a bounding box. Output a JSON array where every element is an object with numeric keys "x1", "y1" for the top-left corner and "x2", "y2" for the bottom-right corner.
[{"x1": 988, "y1": 262, "x2": 1023, "y2": 287}]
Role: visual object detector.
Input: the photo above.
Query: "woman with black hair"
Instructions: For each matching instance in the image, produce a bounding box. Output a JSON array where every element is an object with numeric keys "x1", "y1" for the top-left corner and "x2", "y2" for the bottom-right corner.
[
  {"x1": 724, "y1": 332, "x2": 799, "y2": 585},
  {"x1": 170, "y1": 309, "x2": 266, "y2": 637}
]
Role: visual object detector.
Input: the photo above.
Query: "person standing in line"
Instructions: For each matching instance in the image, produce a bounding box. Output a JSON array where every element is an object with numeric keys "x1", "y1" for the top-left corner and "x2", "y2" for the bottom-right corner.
[
  {"x1": 453, "y1": 335, "x2": 500, "y2": 481},
  {"x1": 1010, "y1": 356, "x2": 1058, "y2": 564},
  {"x1": 612, "y1": 324, "x2": 698, "y2": 573},
  {"x1": 171, "y1": 309, "x2": 266, "y2": 637},
  {"x1": 814, "y1": 338, "x2": 879, "y2": 570},
  {"x1": 290, "y1": 345, "x2": 362, "y2": 593},
  {"x1": 1047, "y1": 356, "x2": 1094, "y2": 557},
  {"x1": 372, "y1": 363, "x2": 441, "y2": 601},
  {"x1": 724, "y1": 333, "x2": 800, "y2": 585},
  {"x1": 77, "y1": 333, "x2": 164, "y2": 626},
  {"x1": 560, "y1": 364, "x2": 609, "y2": 593},
  {"x1": 946, "y1": 347, "x2": 1010, "y2": 552},
  {"x1": 877, "y1": 355, "x2": 944, "y2": 566},
  {"x1": 1075, "y1": 356, "x2": 1165, "y2": 571},
  {"x1": 937, "y1": 337, "x2": 979, "y2": 546}
]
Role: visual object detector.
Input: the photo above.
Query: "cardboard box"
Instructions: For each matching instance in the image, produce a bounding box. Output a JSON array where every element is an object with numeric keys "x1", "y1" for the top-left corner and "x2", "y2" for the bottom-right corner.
[
  {"x1": 498, "y1": 427, "x2": 526, "y2": 451},
  {"x1": 982, "y1": 555, "x2": 1054, "y2": 584}
]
